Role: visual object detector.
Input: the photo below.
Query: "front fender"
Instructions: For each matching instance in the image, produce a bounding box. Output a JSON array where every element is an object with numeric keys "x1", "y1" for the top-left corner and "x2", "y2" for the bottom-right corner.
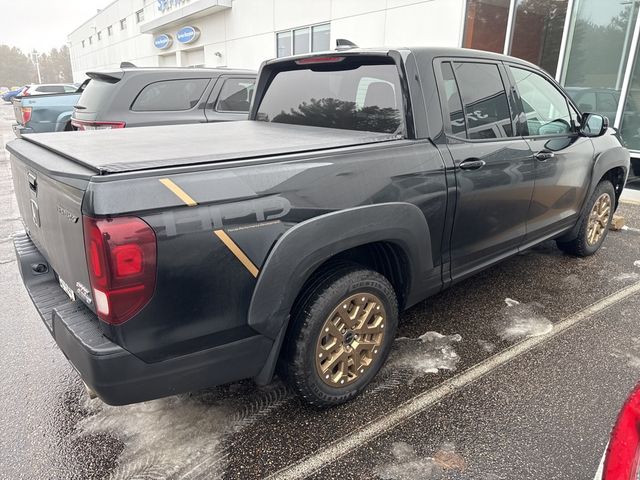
[{"x1": 248, "y1": 202, "x2": 433, "y2": 340}]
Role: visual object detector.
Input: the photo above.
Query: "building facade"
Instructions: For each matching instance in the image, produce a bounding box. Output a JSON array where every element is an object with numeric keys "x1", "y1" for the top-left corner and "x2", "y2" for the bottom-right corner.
[{"x1": 68, "y1": 0, "x2": 640, "y2": 179}]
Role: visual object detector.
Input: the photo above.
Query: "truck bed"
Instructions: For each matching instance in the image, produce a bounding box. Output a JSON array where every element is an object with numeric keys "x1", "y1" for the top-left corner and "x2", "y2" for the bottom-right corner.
[{"x1": 11, "y1": 121, "x2": 399, "y2": 175}]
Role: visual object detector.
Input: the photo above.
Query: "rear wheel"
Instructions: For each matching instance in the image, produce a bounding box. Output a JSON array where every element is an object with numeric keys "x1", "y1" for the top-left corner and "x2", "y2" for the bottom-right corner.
[
  {"x1": 556, "y1": 180, "x2": 615, "y2": 257},
  {"x1": 282, "y1": 267, "x2": 398, "y2": 407}
]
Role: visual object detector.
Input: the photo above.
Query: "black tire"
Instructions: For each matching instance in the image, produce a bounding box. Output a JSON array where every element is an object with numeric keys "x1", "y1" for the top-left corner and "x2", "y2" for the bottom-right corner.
[
  {"x1": 556, "y1": 180, "x2": 615, "y2": 257},
  {"x1": 281, "y1": 266, "x2": 398, "y2": 407}
]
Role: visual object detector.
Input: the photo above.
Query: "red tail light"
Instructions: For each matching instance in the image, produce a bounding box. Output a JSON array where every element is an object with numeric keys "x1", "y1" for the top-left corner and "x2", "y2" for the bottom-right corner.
[
  {"x1": 71, "y1": 119, "x2": 126, "y2": 130},
  {"x1": 83, "y1": 216, "x2": 157, "y2": 325},
  {"x1": 603, "y1": 384, "x2": 640, "y2": 480},
  {"x1": 20, "y1": 107, "x2": 32, "y2": 124}
]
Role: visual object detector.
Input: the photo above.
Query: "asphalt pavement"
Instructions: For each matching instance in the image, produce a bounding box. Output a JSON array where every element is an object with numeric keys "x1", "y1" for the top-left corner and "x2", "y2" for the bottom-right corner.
[{"x1": 1, "y1": 102, "x2": 640, "y2": 480}]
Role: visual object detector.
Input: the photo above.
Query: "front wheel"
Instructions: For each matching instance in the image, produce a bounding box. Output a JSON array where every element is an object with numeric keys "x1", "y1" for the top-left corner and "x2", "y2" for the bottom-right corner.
[
  {"x1": 281, "y1": 267, "x2": 398, "y2": 407},
  {"x1": 556, "y1": 180, "x2": 615, "y2": 257}
]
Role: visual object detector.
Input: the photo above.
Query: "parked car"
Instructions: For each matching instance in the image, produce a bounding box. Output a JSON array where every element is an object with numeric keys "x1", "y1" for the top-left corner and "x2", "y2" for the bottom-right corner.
[
  {"x1": 71, "y1": 67, "x2": 256, "y2": 130},
  {"x1": 8, "y1": 47, "x2": 630, "y2": 407},
  {"x1": 2, "y1": 87, "x2": 26, "y2": 103},
  {"x1": 565, "y1": 87, "x2": 620, "y2": 124},
  {"x1": 11, "y1": 81, "x2": 87, "y2": 137},
  {"x1": 19, "y1": 83, "x2": 78, "y2": 96}
]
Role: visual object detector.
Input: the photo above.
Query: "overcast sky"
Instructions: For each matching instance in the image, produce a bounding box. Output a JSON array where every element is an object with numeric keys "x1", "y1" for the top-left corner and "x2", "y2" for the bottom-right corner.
[{"x1": 0, "y1": 0, "x2": 112, "y2": 53}]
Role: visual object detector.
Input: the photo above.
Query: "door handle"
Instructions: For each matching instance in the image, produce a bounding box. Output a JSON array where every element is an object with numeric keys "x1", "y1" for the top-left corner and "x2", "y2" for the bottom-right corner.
[
  {"x1": 459, "y1": 159, "x2": 486, "y2": 171},
  {"x1": 534, "y1": 151, "x2": 555, "y2": 162}
]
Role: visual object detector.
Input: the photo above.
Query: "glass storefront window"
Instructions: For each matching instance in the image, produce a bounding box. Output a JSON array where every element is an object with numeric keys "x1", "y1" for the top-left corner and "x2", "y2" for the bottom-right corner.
[
  {"x1": 312, "y1": 24, "x2": 330, "y2": 52},
  {"x1": 294, "y1": 28, "x2": 310, "y2": 55},
  {"x1": 509, "y1": 0, "x2": 568, "y2": 75},
  {"x1": 561, "y1": 0, "x2": 639, "y2": 120},
  {"x1": 277, "y1": 31, "x2": 292, "y2": 58},
  {"x1": 463, "y1": 0, "x2": 511, "y2": 53}
]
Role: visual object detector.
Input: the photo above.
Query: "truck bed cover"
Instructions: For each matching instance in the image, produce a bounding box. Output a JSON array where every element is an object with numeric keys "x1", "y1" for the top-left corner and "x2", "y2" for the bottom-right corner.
[{"x1": 8, "y1": 121, "x2": 399, "y2": 175}]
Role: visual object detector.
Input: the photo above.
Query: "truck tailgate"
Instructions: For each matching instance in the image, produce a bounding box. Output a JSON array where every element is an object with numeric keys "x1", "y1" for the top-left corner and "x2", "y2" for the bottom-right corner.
[{"x1": 9, "y1": 143, "x2": 94, "y2": 311}]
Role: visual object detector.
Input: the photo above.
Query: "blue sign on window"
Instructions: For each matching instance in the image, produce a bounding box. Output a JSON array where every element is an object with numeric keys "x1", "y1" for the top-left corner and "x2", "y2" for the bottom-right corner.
[{"x1": 176, "y1": 26, "x2": 200, "y2": 44}]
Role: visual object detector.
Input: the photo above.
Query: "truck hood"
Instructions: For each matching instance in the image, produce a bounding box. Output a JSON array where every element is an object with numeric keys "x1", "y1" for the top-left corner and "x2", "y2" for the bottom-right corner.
[{"x1": 16, "y1": 121, "x2": 400, "y2": 175}]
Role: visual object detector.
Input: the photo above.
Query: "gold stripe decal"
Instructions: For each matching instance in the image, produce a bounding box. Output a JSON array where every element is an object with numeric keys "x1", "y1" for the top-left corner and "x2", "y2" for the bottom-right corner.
[
  {"x1": 159, "y1": 178, "x2": 198, "y2": 207},
  {"x1": 214, "y1": 230, "x2": 259, "y2": 278}
]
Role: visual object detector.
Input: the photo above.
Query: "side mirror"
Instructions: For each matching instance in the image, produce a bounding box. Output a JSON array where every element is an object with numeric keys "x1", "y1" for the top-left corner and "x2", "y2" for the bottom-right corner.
[{"x1": 580, "y1": 113, "x2": 608, "y2": 137}]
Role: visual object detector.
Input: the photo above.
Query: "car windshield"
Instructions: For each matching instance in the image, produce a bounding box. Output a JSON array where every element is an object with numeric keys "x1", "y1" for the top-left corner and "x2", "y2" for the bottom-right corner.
[{"x1": 256, "y1": 59, "x2": 404, "y2": 134}]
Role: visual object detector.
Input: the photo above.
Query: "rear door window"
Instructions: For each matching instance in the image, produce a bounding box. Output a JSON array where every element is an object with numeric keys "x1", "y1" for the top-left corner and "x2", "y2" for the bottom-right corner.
[
  {"x1": 440, "y1": 62, "x2": 467, "y2": 138},
  {"x1": 256, "y1": 58, "x2": 403, "y2": 134},
  {"x1": 131, "y1": 78, "x2": 210, "y2": 111},
  {"x1": 215, "y1": 78, "x2": 255, "y2": 112},
  {"x1": 452, "y1": 62, "x2": 514, "y2": 139}
]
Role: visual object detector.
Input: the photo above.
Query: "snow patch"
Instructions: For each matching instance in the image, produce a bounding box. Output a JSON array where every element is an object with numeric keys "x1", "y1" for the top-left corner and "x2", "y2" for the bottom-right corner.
[
  {"x1": 76, "y1": 382, "x2": 290, "y2": 478},
  {"x1": 376, "y1": 442, "x2": 465, "y2": 480},
  {"x1": 390, "y1": 331, "x2": 462, "y2": 375},
  {"x1": 634, "y1": 260, "x2": 640, "y2": 268},
  {"x1": 477, "y1": 339, "x2": 496, "y2": 353},
  {"x1": 613, "y1": 272, "x2": 640, "y2": 282},
  {"x1": 497, "y1": 298, "x2": 552, "y2": 341}
]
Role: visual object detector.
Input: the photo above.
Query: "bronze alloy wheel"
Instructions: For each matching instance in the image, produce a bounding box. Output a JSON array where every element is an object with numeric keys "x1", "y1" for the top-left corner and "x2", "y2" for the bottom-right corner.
[
  {"x1": 315, "y1": 292, "x2": 386, "y2": 387},
  {"x1": 586, "y1": 192, "x2": 612, "y2": 246}
]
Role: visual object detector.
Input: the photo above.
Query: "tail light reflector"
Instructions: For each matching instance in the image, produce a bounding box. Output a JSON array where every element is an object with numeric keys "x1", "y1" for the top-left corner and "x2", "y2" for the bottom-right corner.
[
  {"x1": 603, "y1": 384, "x2": 640, "y2": 480},
  {"x1": 83, "y1": 216, "x2": 157, "y2": 325},
  {"x1": 71, "y1": 119, "x2": 126, "y2": 130}
]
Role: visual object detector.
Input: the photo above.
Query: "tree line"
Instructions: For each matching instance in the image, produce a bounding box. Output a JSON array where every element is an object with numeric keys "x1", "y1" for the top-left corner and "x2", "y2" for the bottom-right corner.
[{"x1": 0, "y1": 45, "x2": 73, "y2": 88}]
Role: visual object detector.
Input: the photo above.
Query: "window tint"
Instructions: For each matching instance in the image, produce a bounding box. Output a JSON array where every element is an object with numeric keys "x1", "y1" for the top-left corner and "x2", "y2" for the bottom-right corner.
[
  {"x1": 38, "y1": 85, "x2": 65, "y2": 93},
  {"x1": 453, "y1": 62, "x2": 514, "y2": 139},
  {"x1": 216, "y1": 78, "x2": 255, "y2": 112},
  {"x1": 256, "y1": 61, "x2": 403, "y2": 134},
  {"x1": 510, "y1": 66, "x2": 572, "y2": 136},
  {"x1": 440, "y1": 62, "x2": 466, "y2": 137},
  {"x1": 131, "y1": 79, "x2": 209, "y2": 112}
]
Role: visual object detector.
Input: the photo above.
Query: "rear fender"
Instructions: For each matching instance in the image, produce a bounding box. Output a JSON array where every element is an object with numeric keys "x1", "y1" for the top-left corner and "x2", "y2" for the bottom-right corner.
[{"x1": 249, "y1": 202, "x2": 433, "y2": 382}]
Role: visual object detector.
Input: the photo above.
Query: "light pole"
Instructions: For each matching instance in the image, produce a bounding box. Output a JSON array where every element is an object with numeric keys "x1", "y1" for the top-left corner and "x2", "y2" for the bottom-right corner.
[{"x1": 31, "y1": 50, "x2": 42, "y2": 84}]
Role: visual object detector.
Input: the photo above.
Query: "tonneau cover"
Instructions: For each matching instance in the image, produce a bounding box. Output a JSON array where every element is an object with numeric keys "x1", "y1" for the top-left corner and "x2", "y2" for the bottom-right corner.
[{"x1": 15, "y1": 121, "x2": 399, "y2": 175}]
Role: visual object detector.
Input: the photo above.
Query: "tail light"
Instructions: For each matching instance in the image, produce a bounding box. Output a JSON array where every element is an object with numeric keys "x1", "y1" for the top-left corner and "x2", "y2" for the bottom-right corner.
[
  {"x1": 83, "y1": 216, "x2": 157, "y2": 325},
  {"x1": 71, "y1": 119, "x2": 126, "y2": 130},
  {"x1": 20, "y1": 107, "x2": 32, "y2": 124},
  {"x1": 603, "y1": 384, "x2": 640, "y2": 480}
]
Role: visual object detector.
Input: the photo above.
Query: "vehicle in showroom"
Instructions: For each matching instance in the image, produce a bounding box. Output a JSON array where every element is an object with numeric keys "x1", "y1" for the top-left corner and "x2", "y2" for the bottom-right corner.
[
  {"x1": 11, "y1": 81, "x2": 87, "y2": 137},
  {"x1": 8, "y1": 47, "x2": 630, "y2": 407},
  {"x1": 70, "y1": 66, "x2": 256, "y2": 130}
]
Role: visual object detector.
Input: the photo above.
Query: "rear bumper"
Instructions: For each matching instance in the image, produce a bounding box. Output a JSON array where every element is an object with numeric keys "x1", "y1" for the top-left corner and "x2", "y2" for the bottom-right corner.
[
  {"x1": 14, "y1": 232, "x2": 272, "y2": 405},
  {"x1": 12, "y1": 124, "x2": 33, "y2": 138}
]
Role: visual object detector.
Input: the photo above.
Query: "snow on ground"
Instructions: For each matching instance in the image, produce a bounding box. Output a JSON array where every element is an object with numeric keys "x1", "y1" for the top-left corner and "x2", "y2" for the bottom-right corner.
[
  {"x1": 612, "y1": 272, "x2": 640, "y2": 282},
  {"x1": 76, "y1": 382, "x2": 290, "y2": 479},
  {"x1": 496, "y1": 298, "x2": 553, "y2": 341},
  {"x1": 376, "y1": 441, "x2": 466, "y2": 480},
  {"x1": 390, "y1": 331, "x2": 463, "y2": 375},
  {"x1": 634, "y1": 260, "x2": 640, "y2": 268}
]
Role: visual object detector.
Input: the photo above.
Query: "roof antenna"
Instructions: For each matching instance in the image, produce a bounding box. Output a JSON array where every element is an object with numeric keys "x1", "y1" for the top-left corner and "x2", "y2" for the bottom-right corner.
[
  {"x1": 336, "y1": 39, "x2": 358, "y2": 51},
  {"x1": 120, "y1": 61, "x2": 136, "y2": 68}
]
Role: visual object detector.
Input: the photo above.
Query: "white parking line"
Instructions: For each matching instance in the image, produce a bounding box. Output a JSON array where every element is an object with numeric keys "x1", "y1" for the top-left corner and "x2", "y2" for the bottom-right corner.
[{"x1": 268, "y1": 280, "x2": 640, "y2": 480}]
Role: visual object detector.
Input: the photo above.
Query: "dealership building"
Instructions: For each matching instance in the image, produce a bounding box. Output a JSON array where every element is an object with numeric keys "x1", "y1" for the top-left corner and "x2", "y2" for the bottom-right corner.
[{"x1": 68, "y1": 0, "x2": 640, "y2": 177}]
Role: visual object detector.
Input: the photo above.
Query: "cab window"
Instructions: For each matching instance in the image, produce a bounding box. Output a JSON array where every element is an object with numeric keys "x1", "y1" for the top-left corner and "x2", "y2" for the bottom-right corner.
[
  {"x1": 452, "y1": 61, "x2": 514, "y2": 140},
  {"x1": 509, "y1": 66, "x2": 573, "y2": 136}
]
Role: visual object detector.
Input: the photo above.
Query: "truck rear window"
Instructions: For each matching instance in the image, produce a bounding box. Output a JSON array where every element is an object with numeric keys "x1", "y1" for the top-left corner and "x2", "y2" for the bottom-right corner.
[{"x1": 256, "y1": 58, "x2": 404, "y2": 134}]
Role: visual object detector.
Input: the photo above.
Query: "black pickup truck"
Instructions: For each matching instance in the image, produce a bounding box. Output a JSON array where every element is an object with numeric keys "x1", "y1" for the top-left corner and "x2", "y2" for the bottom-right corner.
[{"x1": 8, "y1": 47, "x2": 630, "y2": 407}]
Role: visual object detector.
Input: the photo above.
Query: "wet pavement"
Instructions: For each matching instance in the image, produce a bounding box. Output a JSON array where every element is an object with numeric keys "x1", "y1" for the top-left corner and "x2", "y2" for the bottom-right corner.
[{"x1": 1, "y1": 102, "x2": 640, "y2": 480}]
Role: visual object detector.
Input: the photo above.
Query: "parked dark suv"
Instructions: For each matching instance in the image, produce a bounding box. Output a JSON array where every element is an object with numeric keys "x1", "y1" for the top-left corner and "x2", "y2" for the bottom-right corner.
[{"x1": 71, "y1": 67, "x2": 256, "y2": 130}]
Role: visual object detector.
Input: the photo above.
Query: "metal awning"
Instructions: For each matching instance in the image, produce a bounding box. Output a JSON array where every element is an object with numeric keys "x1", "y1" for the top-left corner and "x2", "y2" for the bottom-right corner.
[{"x1": 139, "y1": 0, "x2": 232, "y2": 34}]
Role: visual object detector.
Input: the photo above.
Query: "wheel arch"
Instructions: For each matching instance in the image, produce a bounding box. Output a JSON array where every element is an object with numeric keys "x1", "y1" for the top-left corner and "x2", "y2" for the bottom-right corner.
[{"x1": 250, "y1": 202, "x2": 434, "y2": 384}]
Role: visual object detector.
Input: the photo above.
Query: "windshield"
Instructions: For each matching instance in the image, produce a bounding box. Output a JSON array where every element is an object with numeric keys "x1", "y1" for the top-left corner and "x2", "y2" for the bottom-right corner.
[{"x1": 256, "y1": 59, "x2": 404, "y2": 134}]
